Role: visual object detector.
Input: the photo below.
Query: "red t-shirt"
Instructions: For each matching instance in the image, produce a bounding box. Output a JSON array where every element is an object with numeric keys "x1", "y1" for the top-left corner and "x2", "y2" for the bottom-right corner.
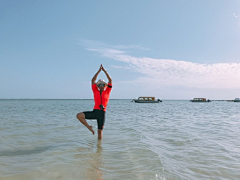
[{"x1": 92, "y1": 84, "x2": 112, "y2": 111}]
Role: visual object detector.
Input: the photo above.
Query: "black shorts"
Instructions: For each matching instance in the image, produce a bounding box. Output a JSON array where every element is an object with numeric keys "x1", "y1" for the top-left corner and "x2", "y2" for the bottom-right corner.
[{"x1": 83, "y1": 109, "x2": 105, "y2": 129}]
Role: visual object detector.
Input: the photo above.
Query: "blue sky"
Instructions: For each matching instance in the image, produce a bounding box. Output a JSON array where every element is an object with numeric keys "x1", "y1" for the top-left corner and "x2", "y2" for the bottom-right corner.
[{"x1": 1, "y1": 0, "x2": 240, "y2": 99}]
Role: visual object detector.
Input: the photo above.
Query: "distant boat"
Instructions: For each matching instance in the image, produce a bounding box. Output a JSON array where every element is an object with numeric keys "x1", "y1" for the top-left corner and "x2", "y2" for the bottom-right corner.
[
  {"x1": 132, "y1": 97, "x2": 162, "y2": 103},
  {"x1": 190, "y1": 98, "x2": 211, "y2": 102},
  {"x1": 234, "y1": 98, "x2": 240, "y2": 102}
]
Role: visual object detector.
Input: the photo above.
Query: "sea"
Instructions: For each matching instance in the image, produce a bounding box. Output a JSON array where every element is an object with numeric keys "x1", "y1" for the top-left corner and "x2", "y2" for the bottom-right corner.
[{"x1": 0, "y1": 99, "x2": 239, "y2": 180}]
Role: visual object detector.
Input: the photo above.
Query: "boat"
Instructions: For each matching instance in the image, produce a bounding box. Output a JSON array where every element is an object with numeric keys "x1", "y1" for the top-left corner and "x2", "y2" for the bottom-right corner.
[
  {"x1": 234, "y1": 98, "x2": 240, "y2": 102},
  {"x1": 132, "y1": 97, "x2": 162, "y2": 103},
  {"x1": 190, "y1": 98, "x2": 211, "y2": 102}
]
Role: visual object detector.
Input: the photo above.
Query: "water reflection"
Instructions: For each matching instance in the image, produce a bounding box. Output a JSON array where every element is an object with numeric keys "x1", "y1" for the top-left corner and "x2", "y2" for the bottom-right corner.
[
  {"x1": 94, "y1": 140, "x2": 103, "y2": 180},
  {"x1": 75, "y1": 140, "x2": 104, "y2": 180}
]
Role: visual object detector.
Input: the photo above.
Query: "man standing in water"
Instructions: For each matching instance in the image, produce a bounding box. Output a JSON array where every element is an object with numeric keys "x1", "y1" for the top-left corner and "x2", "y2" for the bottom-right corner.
[{"x1": 77, "y1": 64, "x2": 112, "y2": 139}]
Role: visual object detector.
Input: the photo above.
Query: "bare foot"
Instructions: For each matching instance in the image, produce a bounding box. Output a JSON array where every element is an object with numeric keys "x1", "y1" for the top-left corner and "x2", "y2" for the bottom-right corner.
[{"x1": 88, "y1": 126, "x2": 95, "y2": 135}]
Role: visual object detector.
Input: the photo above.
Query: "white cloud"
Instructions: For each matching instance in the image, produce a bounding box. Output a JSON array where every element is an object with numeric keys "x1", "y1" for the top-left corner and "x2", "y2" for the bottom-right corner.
[
  {"x1": 233, "y1": 13, "x2": 240, "y2": 19},
  {"x1": 79, "y1": 39, "x2": 149, "y2": 51},
  {"x1": 88, "y1": 47, "x2": 240, "y2": 89},
  {"x1": 233, "y1": 13, "x2": 240, "y2": 26}
]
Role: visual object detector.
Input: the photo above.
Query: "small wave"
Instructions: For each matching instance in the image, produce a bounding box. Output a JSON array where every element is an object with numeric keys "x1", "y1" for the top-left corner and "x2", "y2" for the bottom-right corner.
[{"x1": 0, "y1": 146, "x2": 55, "y2": 157}]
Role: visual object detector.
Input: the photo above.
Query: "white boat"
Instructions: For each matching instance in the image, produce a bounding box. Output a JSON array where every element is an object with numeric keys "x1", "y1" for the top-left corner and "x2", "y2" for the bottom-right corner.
[
  {"x1": 234, "y1": 98, "x2": 240, "y2": 102},
  {"x1": 133, "y1": 97, "x2": 162, "y2": 103},
  {"x1": 190, "y1": 98, "x2": 211, "y2": 102}
]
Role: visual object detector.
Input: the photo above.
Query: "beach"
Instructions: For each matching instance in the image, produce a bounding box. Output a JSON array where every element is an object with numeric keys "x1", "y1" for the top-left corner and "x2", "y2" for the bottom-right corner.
[{"x1": 0, "y1": 99, "x2": 240, "y2": 180}]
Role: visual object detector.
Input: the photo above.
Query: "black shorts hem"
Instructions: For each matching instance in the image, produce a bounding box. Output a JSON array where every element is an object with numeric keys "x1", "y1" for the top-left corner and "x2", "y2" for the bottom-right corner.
[{"x1": 83, "y1": 109, "x2": 105, "y2": 129}]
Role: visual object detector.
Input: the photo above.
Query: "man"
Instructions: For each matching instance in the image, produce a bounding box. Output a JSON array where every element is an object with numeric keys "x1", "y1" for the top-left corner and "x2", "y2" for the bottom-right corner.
[{"x1": 76, "y1": 64, "x2": 112, "y2": 139}]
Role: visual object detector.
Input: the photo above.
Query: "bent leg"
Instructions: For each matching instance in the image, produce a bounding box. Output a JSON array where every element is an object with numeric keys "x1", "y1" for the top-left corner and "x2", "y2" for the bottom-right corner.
[{"x1": 76, "y1": 112, "x2": 94, "y2": 135}]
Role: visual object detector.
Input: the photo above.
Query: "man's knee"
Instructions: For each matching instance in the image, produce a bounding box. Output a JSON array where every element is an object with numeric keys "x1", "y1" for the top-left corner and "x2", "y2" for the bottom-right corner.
[{"x1": 76, "y1": 112, "x2": 85, "y2": 120}]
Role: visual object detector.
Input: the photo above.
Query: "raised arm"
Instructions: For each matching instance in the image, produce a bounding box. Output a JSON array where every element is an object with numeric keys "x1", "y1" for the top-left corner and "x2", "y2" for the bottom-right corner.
[
  {"x1": 102, "y1": 66, "x2": 112, "y2": 84},
  {"x1": 92, "y1": 65, "x2": 102, "y2": 85}
]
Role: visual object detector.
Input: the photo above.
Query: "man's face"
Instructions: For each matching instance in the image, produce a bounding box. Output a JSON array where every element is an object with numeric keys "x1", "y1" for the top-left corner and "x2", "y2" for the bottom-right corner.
[{"x1": 98, "y1": 84, "x2": 106, "y2": 91}]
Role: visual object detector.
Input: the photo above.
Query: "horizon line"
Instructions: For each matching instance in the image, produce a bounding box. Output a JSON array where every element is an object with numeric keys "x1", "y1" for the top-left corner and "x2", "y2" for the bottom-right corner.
[{"x1": 0, "y1": 98, "x2": 236, "y2": 101}]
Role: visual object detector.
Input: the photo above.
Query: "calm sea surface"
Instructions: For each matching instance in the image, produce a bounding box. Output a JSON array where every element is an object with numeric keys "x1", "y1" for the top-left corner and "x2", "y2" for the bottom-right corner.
[{"x1": 0, "y1": 99, "x2": 240, "y2": 180}]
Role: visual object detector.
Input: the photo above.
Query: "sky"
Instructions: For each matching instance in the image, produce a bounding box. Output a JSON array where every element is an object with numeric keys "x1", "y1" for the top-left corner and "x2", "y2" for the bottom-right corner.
[{"x1": 1, "y1": 0, "x2": 240, "y2": 99}]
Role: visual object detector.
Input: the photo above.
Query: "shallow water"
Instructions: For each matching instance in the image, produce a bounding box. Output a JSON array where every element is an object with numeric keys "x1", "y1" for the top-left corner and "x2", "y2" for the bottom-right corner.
[{"x1": 0, "y1": 99, "x2": 240, "y2": 180}]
